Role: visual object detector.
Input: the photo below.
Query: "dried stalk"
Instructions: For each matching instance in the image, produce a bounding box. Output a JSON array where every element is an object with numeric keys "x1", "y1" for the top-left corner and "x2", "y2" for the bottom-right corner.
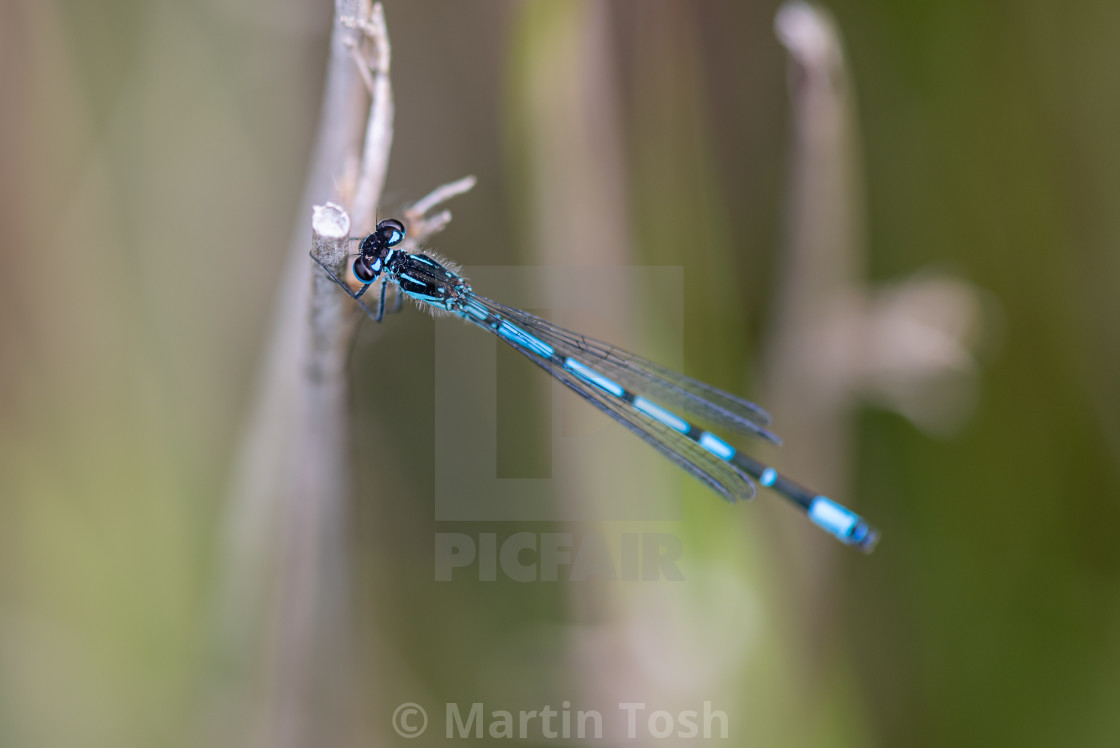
[
  {"x1": 766, "y1": 1, "x2": 982, "y2": 569},
  {"x1": 208, "y1": 1, "x2": 479, "y2": 743},
  {"x1": 213, "y1": 3, "x2": 394, "y2": 747}
]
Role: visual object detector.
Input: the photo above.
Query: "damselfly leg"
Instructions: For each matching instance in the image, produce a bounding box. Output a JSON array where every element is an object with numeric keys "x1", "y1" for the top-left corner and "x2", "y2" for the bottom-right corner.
[{"x1": 309, "y1": 251, "x2": 383, "y2": 321}]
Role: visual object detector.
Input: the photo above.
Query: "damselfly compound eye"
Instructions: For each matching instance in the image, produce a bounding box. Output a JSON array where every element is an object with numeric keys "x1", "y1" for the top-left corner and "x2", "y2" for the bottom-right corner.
[
  {"x1": 376, "y1": 218, "x2": 405, "y2": 246},
  {"x1": 353, "y1": 255, "x2": 379, "y2": 284}
]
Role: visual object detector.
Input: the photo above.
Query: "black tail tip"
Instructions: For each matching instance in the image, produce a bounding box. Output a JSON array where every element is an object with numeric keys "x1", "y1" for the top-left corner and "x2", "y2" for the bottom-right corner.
[{"x1": 851, "y1": 522, "x2": 880, "y2": 553}]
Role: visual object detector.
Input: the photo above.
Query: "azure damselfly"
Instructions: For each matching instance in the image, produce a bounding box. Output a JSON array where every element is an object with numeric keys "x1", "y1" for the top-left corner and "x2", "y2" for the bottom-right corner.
[{"x1": 312, "y1": 218, "x2": 880, "y2": 551}]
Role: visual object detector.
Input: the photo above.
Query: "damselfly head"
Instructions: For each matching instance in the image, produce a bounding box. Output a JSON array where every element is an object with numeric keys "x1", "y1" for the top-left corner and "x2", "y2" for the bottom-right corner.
[{"x1": 354, "y1": 219, "x2": 406, "y2": 284}]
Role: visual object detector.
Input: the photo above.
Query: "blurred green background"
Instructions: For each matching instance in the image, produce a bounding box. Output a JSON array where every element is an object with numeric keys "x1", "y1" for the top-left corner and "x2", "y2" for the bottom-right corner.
[{"x1": 2, "y1": 0, "x2": 1119, "y2": 746}]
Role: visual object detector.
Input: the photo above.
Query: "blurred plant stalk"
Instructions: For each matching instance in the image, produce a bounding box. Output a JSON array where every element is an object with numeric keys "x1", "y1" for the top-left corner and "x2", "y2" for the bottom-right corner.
[
  {"x1": 212, "y1": 0, "x2": 472, "y2": 739},
  {"x1": 213, "y1": 2, "x2": 383, "y2": 745},
  {"x1": 765, "y1": 1, "x2": 985, "y2": 568},
  {"x1": 514, "y1": 2, "x2": 665, "y2": 742},
  {"x1": 211, "y1": 2, "x2": 469, "y2": 746}
]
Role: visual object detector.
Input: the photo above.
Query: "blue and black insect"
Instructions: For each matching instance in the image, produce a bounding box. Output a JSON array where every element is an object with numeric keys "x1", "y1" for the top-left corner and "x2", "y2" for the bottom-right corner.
[{"x1": 312, "y1": 218, "x2": 880, "y2": 551}]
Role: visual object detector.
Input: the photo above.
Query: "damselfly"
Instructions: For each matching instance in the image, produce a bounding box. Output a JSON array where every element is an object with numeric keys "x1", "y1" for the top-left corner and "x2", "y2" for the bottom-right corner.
[{"x1": 312, "y1": 218, "x2": 880, "y2": 551}]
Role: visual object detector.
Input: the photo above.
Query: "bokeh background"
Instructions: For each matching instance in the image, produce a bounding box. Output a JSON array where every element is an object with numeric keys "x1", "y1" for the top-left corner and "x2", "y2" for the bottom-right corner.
[{"x1": 2, "y1": 1, "x2": 1119, "y2": 746}]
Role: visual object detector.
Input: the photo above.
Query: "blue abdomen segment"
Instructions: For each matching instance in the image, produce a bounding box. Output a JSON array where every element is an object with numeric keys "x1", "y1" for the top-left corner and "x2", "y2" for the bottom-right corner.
[
  {"x1": 497, "y1": 321, "x2": 555, "y2": 358},
  {"x1": 564, "y1": 357, "x2": 626, "y2": 398},
  {"x1": 462, "y1": 299, "x2": 490, "y2": 322},
  {"x1": 698, "y1": 432, "x2": 736, "y2": 461},
  {"x1": 807, "y1": 497, "x2": 878, "y2": 548},
  {"x1": 633, "y1": 396, "x2": 690, "y2": 434}
]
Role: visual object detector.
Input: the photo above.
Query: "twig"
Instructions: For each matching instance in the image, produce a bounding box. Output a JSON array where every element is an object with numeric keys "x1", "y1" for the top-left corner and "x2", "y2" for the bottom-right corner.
[
  {"x1": 346, "y1": 0, "x2": 394, "y2": 233},
  {"x1": 211, "y1": 1, "x2": 481, "y2": 743},
  {"x1": 407, "y1": 174, "x2": 478, "y2": 218},
  {"x1": 764, "y1": 1, "x2": 863, "y2": 524},
  {"x1": 212, "y1": 3, "x2": 392, "y2": 747},
  {"x1": 765, "y1": 1, "x2": 983, "y2": 569},
  {"x1": 403, "y1": 175, "x2": 478, "y2": 241},
  {"x1": 309, "y1": 203, "x2": 357, "y2": 380}
]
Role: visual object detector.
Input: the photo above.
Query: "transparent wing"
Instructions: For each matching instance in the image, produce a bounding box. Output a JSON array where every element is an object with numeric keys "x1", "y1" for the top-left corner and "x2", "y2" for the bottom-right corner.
[
  {"x1": 472, "y1": 295, "x2": 779, "y2": 443},
  {"x1": 469, "y1": 310, "x2": 758, "y2": 504}
]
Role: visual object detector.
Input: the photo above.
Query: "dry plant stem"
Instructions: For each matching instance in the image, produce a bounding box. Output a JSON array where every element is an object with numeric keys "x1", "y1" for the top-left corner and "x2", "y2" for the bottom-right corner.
[
  {"x1": 767, "y1": 3, "x2": 982, "y2": 541},
  {"x1": 217, "y1": 2, "x2": 392, "y2": 747},
  {"x1": 310, "y1": 203, "x2": 360, "y2": 378},
  {"x1": 218, "y1": 4, "x2": 481, "y2": 744},
  {"x1": 512, "y1": 1, "x2": 637, "y2": 732},
  {"x1": 403, "y1": 175, "x2": 478, "y2": 238},
  {"x1": 407, "y1": 175, "x2": 478, "y2": 217},
  {"x1": 765, "y1": 1, "x2": 862, "y2": 535},
  {"x1": 757, "y1": 1, "x2": 870, "y2": 703},
  {"x1": 347, "y1": 1, "x2": 393, "y2": 232}
]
